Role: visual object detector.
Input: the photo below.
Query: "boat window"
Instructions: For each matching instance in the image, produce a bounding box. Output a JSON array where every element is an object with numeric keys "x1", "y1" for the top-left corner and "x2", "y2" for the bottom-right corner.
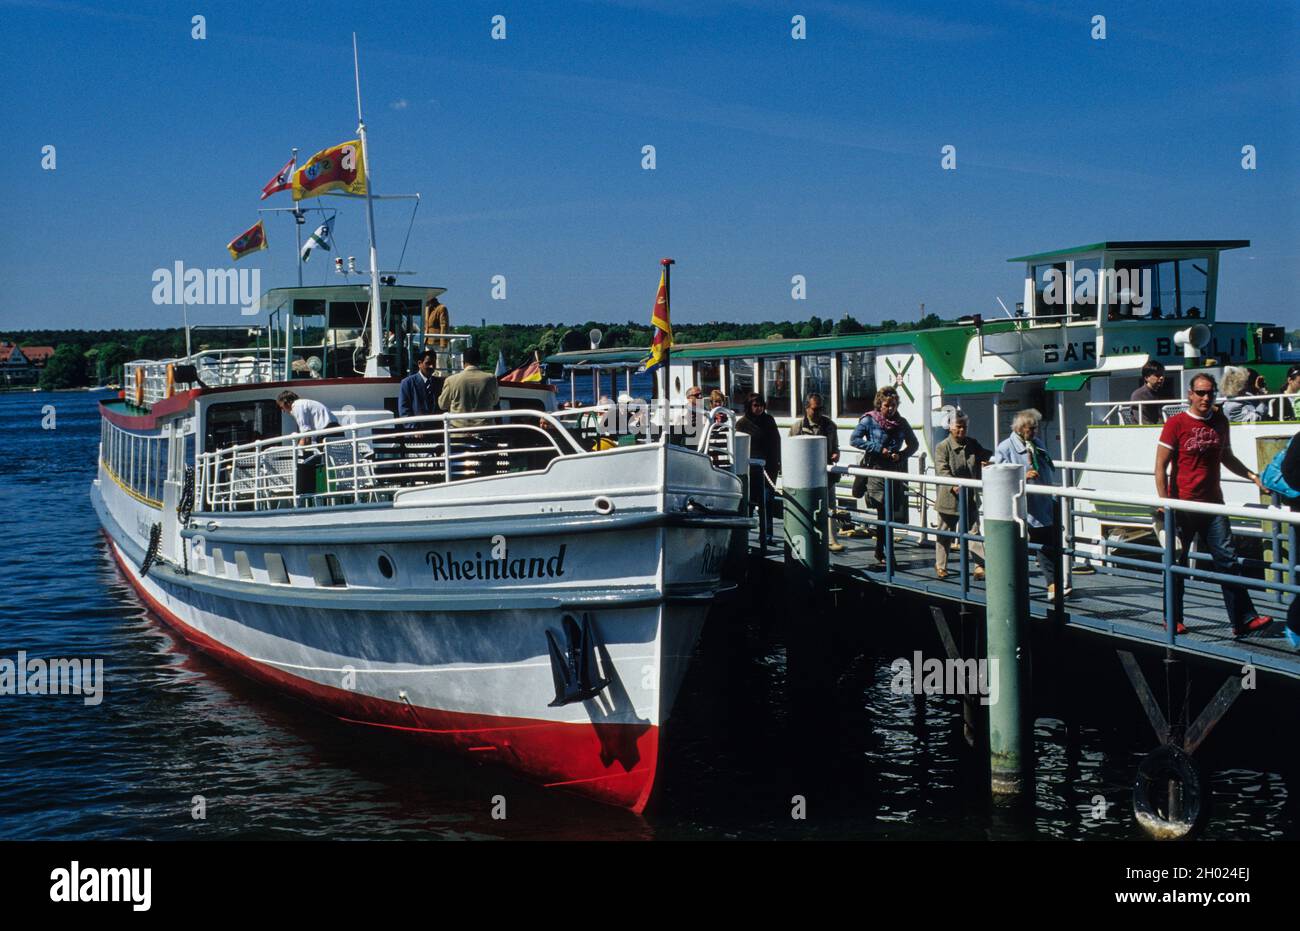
[
  {"x1": 800, "y1": 355, "x2": 832, "y2": 408},
  {"x1": 204, "y1": 400, "x2": 282, "y2": 452},
  {"x1": 762, "y1": 358, "x2": 793, "y2": 418},
  {"x1": 1033, "y1": 262, "x2": 1068, "y2": 320},
  {"x1": 728, "y1": 358, "x2": 755, "y2": 407},
  {"x1": 1107, "y1": 258, "x2": 1209, "y2": 321},
  {"x1": 1071, "y1": 259, "x2": 1100, "y2": 321},
  {"x1": 838, "y1": 350, "x2": 877, "y2": 416},
  {"x1": 693, "y1": 360, "x2": 721, "y2": 398}
]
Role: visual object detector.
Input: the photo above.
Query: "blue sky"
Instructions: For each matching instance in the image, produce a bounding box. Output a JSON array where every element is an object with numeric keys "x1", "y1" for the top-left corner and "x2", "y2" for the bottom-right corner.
[{"x1": 2, "y1": 0, "x2": 1296, "y2": 332}]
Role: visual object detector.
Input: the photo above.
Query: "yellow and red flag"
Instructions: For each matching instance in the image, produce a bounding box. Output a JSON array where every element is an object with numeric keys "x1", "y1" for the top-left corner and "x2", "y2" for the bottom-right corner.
[
  {"x1": 292, "y1": 139, "x2": 366, "y2": 201},
  {"x1": 227, "y1": 220, "x2": 267, "y2": 261},
  {"x1": 641, "y1": 265, "x2": 672, "y2": 373},
  {"x1": 500, "y1": 352, "x2": 543, "y2": 383}
]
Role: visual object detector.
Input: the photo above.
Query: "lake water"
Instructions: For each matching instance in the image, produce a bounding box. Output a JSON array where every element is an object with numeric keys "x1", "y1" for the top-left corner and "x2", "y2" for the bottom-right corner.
[{"x1": 0, "y1": 389, "x2": 1293, "y2": 840}]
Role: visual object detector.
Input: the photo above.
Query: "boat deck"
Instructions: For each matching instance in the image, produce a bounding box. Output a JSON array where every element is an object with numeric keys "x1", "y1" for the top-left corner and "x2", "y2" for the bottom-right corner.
[{"x1": 749, "y1": 521, "x2": 1300, "y2": 679}]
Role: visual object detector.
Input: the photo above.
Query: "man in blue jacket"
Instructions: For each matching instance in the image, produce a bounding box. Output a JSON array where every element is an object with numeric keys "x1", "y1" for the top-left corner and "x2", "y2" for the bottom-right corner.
[{"x1": 399, "y1": 350, "x2": 441, "y2": 419}]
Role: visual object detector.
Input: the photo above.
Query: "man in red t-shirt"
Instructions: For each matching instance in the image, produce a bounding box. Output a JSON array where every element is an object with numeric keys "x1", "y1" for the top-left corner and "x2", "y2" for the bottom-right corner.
[{"x1": 1154, "y1": 372, "x2": 1271, "y2": 637}]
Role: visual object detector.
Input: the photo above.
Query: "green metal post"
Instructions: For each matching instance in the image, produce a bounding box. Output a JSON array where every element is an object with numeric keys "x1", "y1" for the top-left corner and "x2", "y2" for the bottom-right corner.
[{"x1": 983, "y1": 463, "x2": 1032, "y2": 801}]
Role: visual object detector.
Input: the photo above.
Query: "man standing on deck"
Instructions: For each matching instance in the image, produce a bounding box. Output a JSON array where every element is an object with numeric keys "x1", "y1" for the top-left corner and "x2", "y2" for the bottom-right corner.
[
  {"x1": 1154, "y1": 372, "x2": 1272, "y2": 637},
  {"x1": 438, "y1": 346, "x2": 499, "y2": 427},
  {"x1": 399, "y1": 350, "x2": 441, "y2": 419},
  {"x1": 1128, "y1": 360, "x2": 1167, "y2": 424}
]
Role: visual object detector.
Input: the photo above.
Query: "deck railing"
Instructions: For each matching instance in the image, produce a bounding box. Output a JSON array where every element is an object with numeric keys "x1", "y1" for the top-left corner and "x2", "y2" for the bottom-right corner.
[
  {"x1": 125, "y1": 349, "x2": 286, "y2": 408},
  {"x1": 194, "y1": 401, "x2": 733, "y2": 513},
  {"x1": 1089, "y1": 392, "x2": 1299, "y2": 425},
  {"x1": 826, "y1": 462, "x2": 1300, "y2": 648}
]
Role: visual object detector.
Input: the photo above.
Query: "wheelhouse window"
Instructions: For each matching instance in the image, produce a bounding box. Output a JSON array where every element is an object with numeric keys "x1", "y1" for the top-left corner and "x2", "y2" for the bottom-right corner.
[
  {"x1": 1108, "y1": 258, "x2": 1210, "y2": 321},
  {"x1": 838, "y1": 350, "x2": 876, "y2": 416},
  {"x1": 1033, "y1": 262, "x2": 1069, "y2": 321},
  {"x1": 762, "y1": 358, "x2": 793, "y2": 418},
  {"x1": 1070, "y1": 258, "x2": 1100, "y2": 321}
]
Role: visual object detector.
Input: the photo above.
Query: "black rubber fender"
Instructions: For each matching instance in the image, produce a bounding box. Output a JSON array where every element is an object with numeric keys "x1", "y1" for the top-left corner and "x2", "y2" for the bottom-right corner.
[{"x1": 1133, "y1": 744, "x2": 1204, "y2": 840}]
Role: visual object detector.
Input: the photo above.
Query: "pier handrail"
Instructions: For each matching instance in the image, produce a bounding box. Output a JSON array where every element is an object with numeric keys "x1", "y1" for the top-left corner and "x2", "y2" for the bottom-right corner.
[{"x1": 833, "y1": 463, "x2": 1300, "y2": 526}]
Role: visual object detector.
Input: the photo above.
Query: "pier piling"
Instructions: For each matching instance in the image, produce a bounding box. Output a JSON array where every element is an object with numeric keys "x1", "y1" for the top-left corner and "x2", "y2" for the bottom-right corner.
[
  {"x1": 781, "y1": 435, "x2": 830, "y2": 592},
  {"x1": 983, "y1": 463, "x2": 1033, "y2": 802}
]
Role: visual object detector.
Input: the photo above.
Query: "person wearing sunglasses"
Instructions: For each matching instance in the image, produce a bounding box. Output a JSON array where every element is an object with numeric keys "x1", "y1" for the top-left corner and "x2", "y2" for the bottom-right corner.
[{"x1": 1154, "y1": 372, "x2": 1271, "y2": 638}]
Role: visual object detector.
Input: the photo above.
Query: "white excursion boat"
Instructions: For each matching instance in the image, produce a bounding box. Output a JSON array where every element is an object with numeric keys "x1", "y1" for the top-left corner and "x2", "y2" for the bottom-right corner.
[
  {"x1": 93, "y1": 40, "x2": 745, "y2": 810},
  {"x1": 92, "y1": 287, "x2": 745, "y2": 811}
]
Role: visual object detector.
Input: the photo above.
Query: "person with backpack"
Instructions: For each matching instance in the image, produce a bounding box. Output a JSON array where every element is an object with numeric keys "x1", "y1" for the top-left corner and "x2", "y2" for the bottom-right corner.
[{"x1": 1259, "y1": 432, "x2": 1300, "y2": 650}]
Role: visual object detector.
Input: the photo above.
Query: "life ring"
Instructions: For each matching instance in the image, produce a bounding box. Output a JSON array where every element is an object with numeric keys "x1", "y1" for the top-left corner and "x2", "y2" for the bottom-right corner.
[
  {"x1": 133, "y1": 368, "x2": 145, "y2": 407},
  {"x1": 164, "y1": 363, "x2": 175, "y2": 399},
  {"x1": 1132, "y1": 744, "x2": 1204, "y2": 840}
]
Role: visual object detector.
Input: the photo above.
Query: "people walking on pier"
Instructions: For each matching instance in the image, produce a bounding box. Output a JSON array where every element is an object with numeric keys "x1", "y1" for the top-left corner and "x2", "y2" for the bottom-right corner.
[
  {"x1": 790, "y1": 392, "x2": 843, "y2": 552},
  {"x1": 993, "y1": 409, "x2": 1061, "y2": 598},
  {"x1": 1128, "y1": 361, "x2": 1168, "y2": 425},
  {"x1": 1154, "y1": 372, "x2": 1272, "y2": 637},
  {"x1": 738, "y1": 392, "x2": 782, "y2": 543},
  {"x1": 933, "y1": 410, "x2": 989, "y2": 580},
  {"x1": 1266, "y1": 432, "x2": 1300, "y2": 649},
  {"x1": 850, "y1": 386, "x2": 918, "y2": 569}
]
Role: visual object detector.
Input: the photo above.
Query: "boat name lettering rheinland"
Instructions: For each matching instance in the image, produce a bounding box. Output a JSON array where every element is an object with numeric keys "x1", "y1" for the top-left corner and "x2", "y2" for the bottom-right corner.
[
  {"x1": 426, "y1": 545, "x2": 568, "y2": 582},
  {"x1": 0, "y1": 652, "x2": 104, "y2": 706},
  {"x1": 49, "y1": 861, "x2": 151, "y2": 911}
]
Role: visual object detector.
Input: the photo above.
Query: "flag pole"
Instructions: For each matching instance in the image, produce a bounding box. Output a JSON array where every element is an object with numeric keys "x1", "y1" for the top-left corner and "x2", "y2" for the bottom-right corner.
[
  {"x1": 659, "y1": 257, "x2": 674, "y2": 443},
  {"x1": 353, "y1": 33, "x2": 386, "y2": 377},
  {"x1": 291, "y1": 147, "x2": 302, "y2": 288}
]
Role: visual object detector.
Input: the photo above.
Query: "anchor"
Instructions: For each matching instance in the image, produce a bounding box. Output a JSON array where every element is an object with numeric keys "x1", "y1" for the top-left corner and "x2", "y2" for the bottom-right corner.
[
  {"x1": 545, "y1": 613, "x2": 610, "y2": 707},
  {"x1": 1118, "y1": 649, "x2": 1245, "y2": 839}
]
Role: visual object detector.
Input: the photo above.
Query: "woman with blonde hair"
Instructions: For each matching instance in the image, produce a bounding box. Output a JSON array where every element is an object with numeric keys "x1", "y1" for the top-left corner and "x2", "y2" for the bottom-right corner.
[{"x1": 850, "y1": 385, "x2": 918, "y2": 568}]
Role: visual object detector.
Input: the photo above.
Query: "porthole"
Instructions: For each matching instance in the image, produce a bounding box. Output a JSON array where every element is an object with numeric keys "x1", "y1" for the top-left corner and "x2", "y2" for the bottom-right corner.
[{"x1": 377, "y1": 553, "x2": 395, "y2": 579}]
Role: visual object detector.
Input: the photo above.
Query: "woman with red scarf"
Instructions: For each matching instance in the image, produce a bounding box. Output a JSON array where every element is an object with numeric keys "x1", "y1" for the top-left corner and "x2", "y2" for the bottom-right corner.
[{"x1": 850, "y1": 386, "x2": 918, "y2": 567}]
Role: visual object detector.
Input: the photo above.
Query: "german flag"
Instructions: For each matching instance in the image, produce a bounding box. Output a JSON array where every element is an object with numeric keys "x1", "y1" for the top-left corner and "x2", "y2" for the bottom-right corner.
[{"x1": 500, "y1": 352, "x2": 543, "y2": 383}]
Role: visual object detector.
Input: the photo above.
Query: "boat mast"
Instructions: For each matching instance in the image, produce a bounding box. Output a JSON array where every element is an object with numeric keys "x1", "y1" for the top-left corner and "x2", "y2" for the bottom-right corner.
[{"x1": 353, "y1": 33, "x2": 387, "y2": 377}]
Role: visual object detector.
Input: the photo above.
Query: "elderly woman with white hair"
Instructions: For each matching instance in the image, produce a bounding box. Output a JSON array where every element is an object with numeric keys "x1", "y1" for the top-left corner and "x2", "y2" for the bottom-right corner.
[
  {"x1": 1221, "y1": 366, "x2": 1265, "y2": 422},
  {"x1": 992, "y1": 408, "x2": 1062, "y2": 598}
]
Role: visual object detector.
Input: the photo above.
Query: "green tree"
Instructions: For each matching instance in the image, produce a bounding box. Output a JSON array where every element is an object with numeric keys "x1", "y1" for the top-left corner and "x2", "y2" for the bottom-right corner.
[
  {"x1": 39, "y1": 345, "x2": 89, "y2": 390},
  {"x1": 835, "y1": 314, "x2": 865, "y2": 335}
]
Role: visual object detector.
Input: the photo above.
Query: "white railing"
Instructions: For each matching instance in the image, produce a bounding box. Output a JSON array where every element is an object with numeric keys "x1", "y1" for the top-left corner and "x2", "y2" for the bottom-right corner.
[
  {"x1": 193, "y1": 401, "x2": 733, "y2": 513},
  {"x1": 125, "y1": 349, "x2": 286, "y2": 408},
  {"x1": 1089, "y1": 392, "x2": 1299, "y2": 425},
  {"x1": 832, "y1": 462, "x2": 1300, "y2": 642}
]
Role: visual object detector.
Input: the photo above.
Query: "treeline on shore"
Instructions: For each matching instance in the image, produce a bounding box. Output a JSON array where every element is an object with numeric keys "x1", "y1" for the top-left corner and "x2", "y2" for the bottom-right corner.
[{"x1": 5, "y1": 313, "x2": 947, "y2": 390}]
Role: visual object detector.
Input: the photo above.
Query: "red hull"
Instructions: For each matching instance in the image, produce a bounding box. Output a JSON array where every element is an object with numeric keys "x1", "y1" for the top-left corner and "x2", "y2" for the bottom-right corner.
[{"x1": 107, "y1": 538, "x2": 660, "y2": 812}]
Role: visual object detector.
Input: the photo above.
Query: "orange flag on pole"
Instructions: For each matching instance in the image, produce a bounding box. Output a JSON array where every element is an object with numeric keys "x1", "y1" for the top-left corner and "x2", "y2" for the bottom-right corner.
[{"x1": 641, "y1": 260, "x2": 673, "y2": 373}]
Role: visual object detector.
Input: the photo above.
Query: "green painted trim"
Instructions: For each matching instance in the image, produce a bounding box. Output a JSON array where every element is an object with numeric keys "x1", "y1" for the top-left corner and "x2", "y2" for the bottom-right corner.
[{"x1": 1044, "y1": 372, "x2": 1094, "y2": 391}]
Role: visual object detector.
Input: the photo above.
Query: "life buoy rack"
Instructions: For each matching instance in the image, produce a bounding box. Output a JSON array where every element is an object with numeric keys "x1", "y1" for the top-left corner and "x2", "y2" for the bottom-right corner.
[{"x1": 1132, "y1": 744, "x2": 1204, "y2": 840}]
